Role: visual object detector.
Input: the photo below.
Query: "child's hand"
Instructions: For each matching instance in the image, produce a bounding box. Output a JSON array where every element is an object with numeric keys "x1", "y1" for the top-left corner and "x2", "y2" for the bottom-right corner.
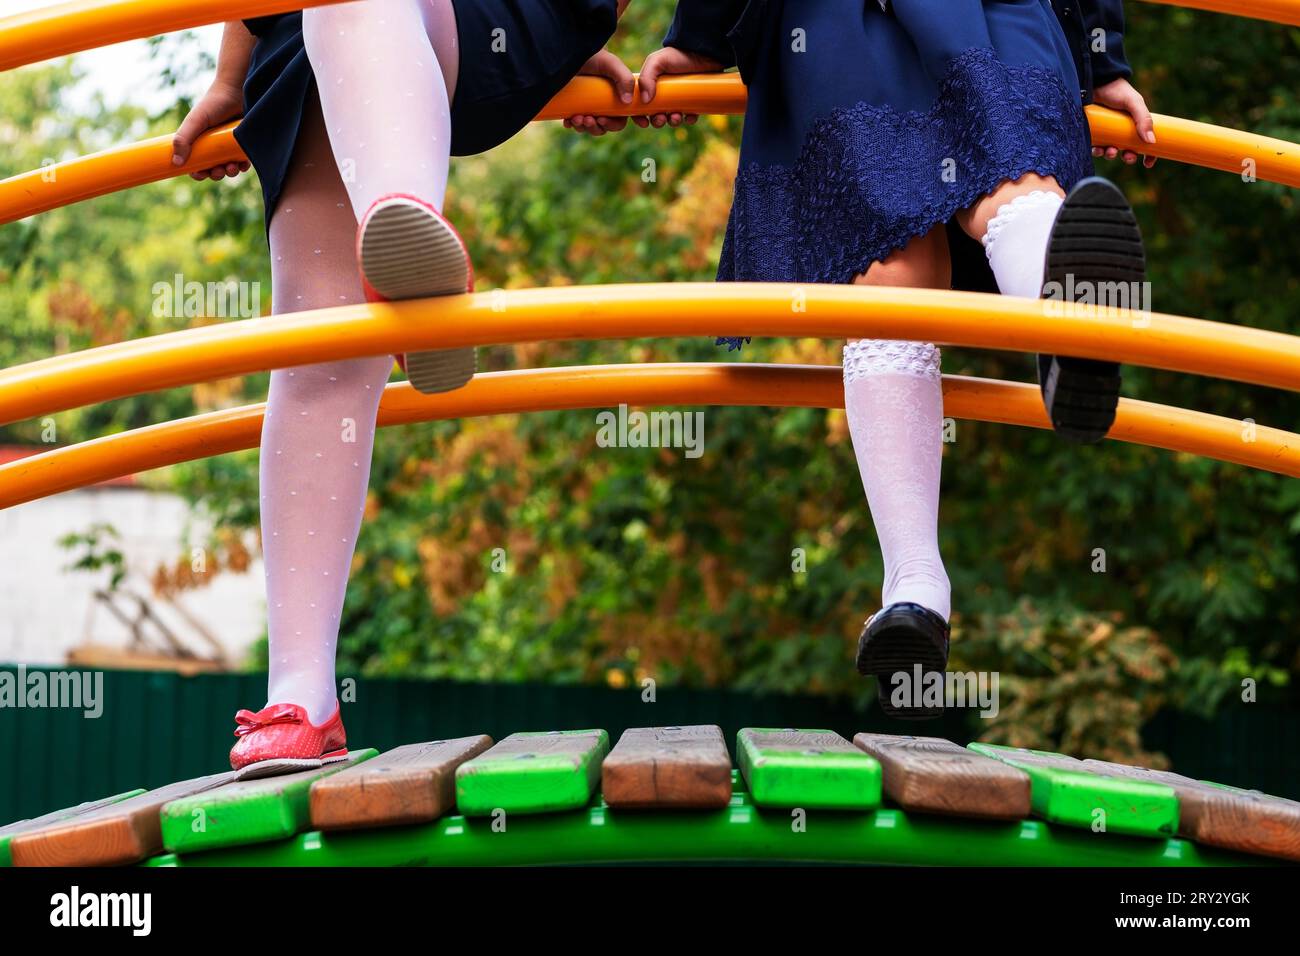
[
  {"x1": 631, "y1": 47, "x2": 723, "y2": 129},
  {"x1": 1092, "y1": 77, "x2": 1157, "y2": 169},
  {"x1": 172, "y1": 81, "x2": 250, "y2": 181},
  {"x1": 564, "y1": 49, "x2": 636, "y2": 136}
]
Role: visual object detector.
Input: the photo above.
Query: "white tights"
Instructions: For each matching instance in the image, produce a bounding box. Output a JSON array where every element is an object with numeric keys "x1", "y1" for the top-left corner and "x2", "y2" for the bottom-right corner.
[
  {"x1": 258, "y1": 1, "x2": 465, "y2": 723},
  {"x1": 842, "y1": 190, "x2": 1063, "y2": 624},
  {"x1": 302, "y1": 0, "x2": 460, "y2": 219},
  {"x1": 843, "y1": 339, "x2": 951, "y2": 622}
]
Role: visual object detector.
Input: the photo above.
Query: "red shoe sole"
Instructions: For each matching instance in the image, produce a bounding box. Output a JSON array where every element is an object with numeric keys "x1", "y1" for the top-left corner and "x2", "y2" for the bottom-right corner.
[
  {"x1": 233, "y1": 749, "x2": 350, "y2": 781},
  {"x1": 359, "y1": 195, "x2": 475, "y2": 395}
]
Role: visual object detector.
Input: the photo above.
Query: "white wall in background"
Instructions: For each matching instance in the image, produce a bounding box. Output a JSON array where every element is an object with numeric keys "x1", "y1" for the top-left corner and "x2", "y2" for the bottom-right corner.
[{"x1": 0, "y1": 486, "x2": 265, "y2": 667}]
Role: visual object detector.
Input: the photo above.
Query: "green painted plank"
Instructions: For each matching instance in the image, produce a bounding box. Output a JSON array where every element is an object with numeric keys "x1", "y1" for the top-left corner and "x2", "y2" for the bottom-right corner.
[
  {"x1": 736, "y1": 728, "x2": 881, "y2": 810},
  {"x1": 455, "y1": 730, "x2": 609, "y2": 816},
  {"x1": 144, "y1": 790, "x2": 1268, "y2": 868},
  {"x1": 0, "y1": 789, "x2": 145, "y2": 868},
  {"x1": 968, "y1": 744, "x2": 1179, "y2": 838},
  {"x1": 160, "y1": 750, "x2": 377, "y2": 854},
  {"x1": 1080, "y1": 758, "x2": 1300, "y2": 862}
]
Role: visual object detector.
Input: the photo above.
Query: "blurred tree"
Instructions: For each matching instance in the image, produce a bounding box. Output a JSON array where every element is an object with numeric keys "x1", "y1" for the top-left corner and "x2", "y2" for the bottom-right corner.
[{"x1": 3, "y1": 5, "x2": 1298, "y2": 759}]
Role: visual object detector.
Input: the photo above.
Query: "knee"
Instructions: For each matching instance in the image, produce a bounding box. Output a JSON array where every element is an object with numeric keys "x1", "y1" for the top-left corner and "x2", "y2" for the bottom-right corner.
[
  {"x1": 958, "y1": 173, "x2": 1065, "y2": 239},
  {"x1": 856, "y1": 230, "x2": 951, "y2": 289},
  {"x1": 862, "y1": 255, "x2": 941, "y2": 289},
  {"x1": 302, "y1": 0, "x2": 385, "y2": 47}
]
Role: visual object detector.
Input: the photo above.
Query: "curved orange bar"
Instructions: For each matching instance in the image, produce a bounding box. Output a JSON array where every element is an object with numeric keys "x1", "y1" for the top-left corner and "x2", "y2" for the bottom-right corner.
[
  {"x1": 0, "y1": 0, "x2": 344, "y2": 73},
  {"x1": 1085, "y1": 106, "x2": 1300, "y2": 186},
  {"x1": 2, "y1": 283, "x2": 1300, "y2": 428},
  {"x1": 4, "y1": 77, "x2": 1298, "y2": 223},
  {"x1": 1141, "y1": 0, "x2": 1300, "y2": 24},
  {"x1": 2, "y1": 0, "x2": 1295, "y2": 76},
  {"x1": 539, "y1": 73, "x2": 747, "y2": 121},
  {"x1": 2, "y1": 364, "x2": 1293, "y2": 510}
]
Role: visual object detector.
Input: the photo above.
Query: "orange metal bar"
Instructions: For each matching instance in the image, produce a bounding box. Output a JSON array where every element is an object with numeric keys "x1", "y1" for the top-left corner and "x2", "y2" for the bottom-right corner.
[
  {"x1": 1141, "y1": 0, "x2": 1300, "y2": 24},
  {"x1": 0, "y1": 0, "x2": 346, "y2": 73},
  {"x1": 2, "y1": 364, "x2": 1293, "y2": 510},
  {"x1": 538, "y1": 73, "x2": 747, "y2": 121},
  {"x1": 4, "y1": 73, "x2": 1298, "y2": 223},
  {"x1": 2, "y1": 0, "x2": 1295, "y2": 76},
  {"x1": 1084, "y1": 106, "x2": 1300, "y2": 185},
  {"x1": 3, "y1": 283, "x2": 1300, "y2": 427}
]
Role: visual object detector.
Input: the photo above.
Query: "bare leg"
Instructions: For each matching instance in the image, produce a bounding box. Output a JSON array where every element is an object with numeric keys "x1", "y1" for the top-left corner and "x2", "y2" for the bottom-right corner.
[
  {"x1": 844, "y1": 227, "x2": 952, "y2": 621},
  {"x1": 954, "y1": 172, "x2": 1064, "y2": 242},
  {"x1": 949, "y1": 172, "x2": 1065, "y2": 301},
  {"x1": 260, "y1": 94, "x2": 394, "y2": 723}
]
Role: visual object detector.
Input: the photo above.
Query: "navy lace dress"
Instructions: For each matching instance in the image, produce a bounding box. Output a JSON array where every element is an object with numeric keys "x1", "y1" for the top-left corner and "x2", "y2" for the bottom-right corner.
[
  {"x1": 236, "y1": 1, "x2": 618, "y2": 222},
  {"x1": 665, "y1": 0, "x2": 1125, "y2": 349}
]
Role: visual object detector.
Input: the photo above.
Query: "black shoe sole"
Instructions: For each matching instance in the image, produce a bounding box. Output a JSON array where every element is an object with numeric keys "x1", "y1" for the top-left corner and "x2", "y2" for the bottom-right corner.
[
  {"x1": 856, "y1": 606, "x2": 949, "y2": 721},
  {"x1": 1039, "y1": 177, "x2": 1146, "y2": 444}
]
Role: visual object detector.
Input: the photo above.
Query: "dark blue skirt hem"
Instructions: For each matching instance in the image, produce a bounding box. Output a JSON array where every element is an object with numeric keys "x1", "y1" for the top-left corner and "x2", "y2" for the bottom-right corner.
[{"x1": 714, "y1": 47, "x2": 1093, "y2": 350}]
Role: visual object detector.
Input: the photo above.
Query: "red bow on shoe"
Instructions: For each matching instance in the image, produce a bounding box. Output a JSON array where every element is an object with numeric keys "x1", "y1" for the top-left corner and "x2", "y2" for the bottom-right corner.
[{"x1": 233, "y1": 706, "x2": 302, "y2": 737}]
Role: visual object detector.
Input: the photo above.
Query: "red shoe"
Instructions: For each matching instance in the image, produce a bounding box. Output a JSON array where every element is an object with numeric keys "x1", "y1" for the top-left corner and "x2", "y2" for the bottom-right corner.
[
  {"x1": 358, "y1": 193, "x2": 476, "y2": 395},
  {"x1": 229, "y1": 702, "x2": 348, "y2": 780}
]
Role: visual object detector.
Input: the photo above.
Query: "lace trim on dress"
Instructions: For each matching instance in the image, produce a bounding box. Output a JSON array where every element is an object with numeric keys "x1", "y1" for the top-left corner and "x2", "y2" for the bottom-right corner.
[{"x1": 715, "y1": 46, "x2": 1092, "y2": 351}]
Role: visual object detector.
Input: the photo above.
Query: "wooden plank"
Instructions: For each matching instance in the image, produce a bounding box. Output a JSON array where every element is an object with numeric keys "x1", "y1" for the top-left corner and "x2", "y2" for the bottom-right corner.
[
  {"x1": 968, "y1": 743, "x2": 1179, "y2": 837},
  {"x1": 1080, "y1": 758, "x2": 1300, "y2": 862},
  {"x1": 602, "y1": 725, "x2": 732, "y2": 809},
  {"x1": 0, "y1": 789, "x2": 145, "y2": 867},
  {"x1": 853, "y1": 732, "x2": 1031, "y2": 820},
  {"x1": 736, "y1": 728, "x2": 881, "y2": 810},
  {"x1": 455, "y1": 729, "x2": 609, "y2": 816},
  {"x1": 310, "y1": 736, "x2": 493, "y2": 830},
  {"x1": 160, "y1": 750, "x2": 377, "y2": 854},
  {"x1": 9, "y1": 776, "x2": 232, "y2": 867}
]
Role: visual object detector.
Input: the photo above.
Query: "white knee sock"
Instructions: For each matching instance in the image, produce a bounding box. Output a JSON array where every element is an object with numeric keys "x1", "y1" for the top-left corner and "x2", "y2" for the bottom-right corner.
[
  {"x1": 981, "y1": 190, "x2": 1063, "y2": 299},
  {"x1": 303, "y1": 0, "x2": 456, "y2": 218},
  {"x1": 843, "y1": 339, "x2": 951, "y2": 622}
]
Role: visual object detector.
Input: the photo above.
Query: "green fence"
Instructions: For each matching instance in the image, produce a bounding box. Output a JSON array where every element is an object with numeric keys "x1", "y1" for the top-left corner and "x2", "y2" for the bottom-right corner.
[{"x1": 1, "y1": 666, "x2": 1296, "y2": 823}]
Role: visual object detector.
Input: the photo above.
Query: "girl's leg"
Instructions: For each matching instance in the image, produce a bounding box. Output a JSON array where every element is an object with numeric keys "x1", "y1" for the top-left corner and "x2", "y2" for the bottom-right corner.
[
  {"x1": 955, "y1": 173, "x2": 1064, "y2": 299},
  {"x1": 955, "y1": 173, "x2": 1063, "y2": 246},
  {"x1": 845, "y1": 227, "x2": 952, "y2": 621},
  {"x1": 261, "y1": 93, "x2": 394, "y2": 724},
  {"x1": 958, "y1": 172, "x2": 1143, "y2": 444},
  {"x1": 302, "y1": 0, "x2": 460, "y2": 218},
  {"x1": 303, "y1": 0, "x2": 474, "y2": 395}
]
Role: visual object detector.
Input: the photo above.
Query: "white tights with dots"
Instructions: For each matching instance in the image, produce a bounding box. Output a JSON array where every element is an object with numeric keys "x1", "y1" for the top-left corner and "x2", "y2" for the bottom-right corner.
[
  {"x1": 260, "y1": 1, "x2": 462, "y2": 723},
  {"x1": 303, "y1": 0, "x2": 460, "y2": 220}
]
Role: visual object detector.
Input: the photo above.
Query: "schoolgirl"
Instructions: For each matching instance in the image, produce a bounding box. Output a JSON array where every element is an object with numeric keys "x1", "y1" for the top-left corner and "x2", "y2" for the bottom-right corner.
[
  {"x1": 171, "y1": 0, "x2": 633, "y2": 775},
  {"x1": 640, "y1": 0, "x2": 1154, "y2": 716}
]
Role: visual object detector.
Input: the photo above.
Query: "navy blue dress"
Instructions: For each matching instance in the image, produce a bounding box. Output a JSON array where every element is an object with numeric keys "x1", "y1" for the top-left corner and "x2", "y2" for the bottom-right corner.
[
  {"x1": 665, "y1": 0, "x2": 1131, "y2": 349},
  {"x1": 236, "y1": 1, "x2": 618, "y2": 222}
]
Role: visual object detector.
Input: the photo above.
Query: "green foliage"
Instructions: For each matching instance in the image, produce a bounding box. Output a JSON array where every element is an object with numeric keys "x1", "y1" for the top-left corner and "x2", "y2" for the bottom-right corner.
[
  {"x1": 5, "y1": 7, "x2": 1300, "y2": 759},
  {"x1": 58, "y1": 523, "x2": 126, "y2": 591}
]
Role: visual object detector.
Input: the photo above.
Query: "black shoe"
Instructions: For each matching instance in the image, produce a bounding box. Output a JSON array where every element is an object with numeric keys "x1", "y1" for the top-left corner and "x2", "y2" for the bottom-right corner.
[
  {"x1": 1036, "y1": 176, "x2": 1146, "y2": 444},
  {"x1": 855, "y1": 602, "x2": 950, "y2": 721}
]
